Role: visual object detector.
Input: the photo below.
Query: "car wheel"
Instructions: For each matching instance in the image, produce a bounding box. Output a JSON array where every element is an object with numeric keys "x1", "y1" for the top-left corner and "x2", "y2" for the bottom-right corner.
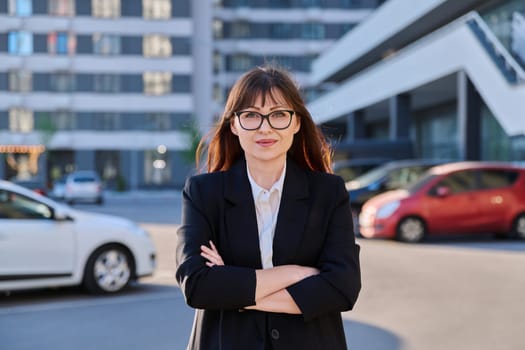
[
  {"x1": 96, "y1": 197, "x2": 104, "y2": 205},
  {"x1": 512, "y1": 213, "x2": 525, "y2": 240},
  {"x1": 397, "y1": 217, "x2": 426, "y2": 243},
  {"x1": 83, "y1": 245, "x2": 133, "y2": 294}
]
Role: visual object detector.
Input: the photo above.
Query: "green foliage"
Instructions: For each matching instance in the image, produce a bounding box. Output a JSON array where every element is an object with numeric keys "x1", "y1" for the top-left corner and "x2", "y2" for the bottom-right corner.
[{"x1": 181, "y1": 121, "x2": 202, "y2": 166}]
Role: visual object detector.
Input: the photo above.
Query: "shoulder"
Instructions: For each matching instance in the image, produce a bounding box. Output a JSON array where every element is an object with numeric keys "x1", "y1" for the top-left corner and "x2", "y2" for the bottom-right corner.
[
  {"x1": 307, "y1": 170, "x2": 345, "y2": 188},
  {"x1": 183, "y1": 171, "x2": 225, "y2": 200}
]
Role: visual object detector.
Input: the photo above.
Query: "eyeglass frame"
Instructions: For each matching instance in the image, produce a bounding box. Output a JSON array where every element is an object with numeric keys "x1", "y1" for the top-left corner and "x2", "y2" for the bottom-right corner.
[{"x1": 233, "y1": 110, "x2": 295, "y2": 130}]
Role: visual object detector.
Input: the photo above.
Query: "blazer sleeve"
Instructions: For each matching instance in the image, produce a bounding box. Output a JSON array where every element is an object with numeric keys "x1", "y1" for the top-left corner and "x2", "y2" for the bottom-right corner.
[
  {"x1": 287, "y1": 176, "x2": 361, "y2": 321},
  {"x1": 175, "y1": 175, "x2": 257, "y2": 310}
]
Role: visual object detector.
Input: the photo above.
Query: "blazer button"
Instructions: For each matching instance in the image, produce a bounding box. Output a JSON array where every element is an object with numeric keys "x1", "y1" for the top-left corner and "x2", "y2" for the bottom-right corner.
[{"x1": 271, "y1": 329, "x2": 280, "y2": 340}]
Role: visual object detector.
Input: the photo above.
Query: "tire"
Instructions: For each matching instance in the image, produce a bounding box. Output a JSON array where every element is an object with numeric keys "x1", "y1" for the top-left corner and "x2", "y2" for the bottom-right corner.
[
  {"x1": 96, "y1": 196, "x2": 104, "y2": 205},
  {"x1": 511, "y1": 213, "x2": 525, "y2": 240},
  {"x1": 83, "y1": 245, "x2": 133, "y2": 294},
  {"x1": 397, "y1": 217, "x2": 426, "y2": 243}
]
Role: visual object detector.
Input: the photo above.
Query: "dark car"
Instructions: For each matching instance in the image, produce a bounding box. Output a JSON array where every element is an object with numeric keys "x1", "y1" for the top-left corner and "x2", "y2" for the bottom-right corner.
[
  {"x1": 346, "y1": 159, "x2": 448, "y2": 209},
  {"x1": 10, "y1": 179, "x2": 48, "y2": 196},
  {"x1": 333, "y1": 158, "x2": 390, "y2": 182}
]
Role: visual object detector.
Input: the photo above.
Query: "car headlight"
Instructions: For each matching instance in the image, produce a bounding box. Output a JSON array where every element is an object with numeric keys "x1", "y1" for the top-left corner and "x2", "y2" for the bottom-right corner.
[
  {"x1": 131, "y1": 224, "x2": 151, "y2": 238},
  {"x1": 376, "y1": 201, "x2": 400, "y2": 219}
]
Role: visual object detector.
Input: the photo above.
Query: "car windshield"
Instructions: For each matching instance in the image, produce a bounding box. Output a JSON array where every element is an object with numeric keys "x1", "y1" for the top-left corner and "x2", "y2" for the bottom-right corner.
[{"x1": 407, "y1": 173, "x2": 438, "y2": 194}]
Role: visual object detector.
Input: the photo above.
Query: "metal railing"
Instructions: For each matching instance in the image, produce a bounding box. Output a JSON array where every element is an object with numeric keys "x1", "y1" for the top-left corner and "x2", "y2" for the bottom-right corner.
[{"x1": 466, "y1": 11, "x2": 525, "y2": 84}]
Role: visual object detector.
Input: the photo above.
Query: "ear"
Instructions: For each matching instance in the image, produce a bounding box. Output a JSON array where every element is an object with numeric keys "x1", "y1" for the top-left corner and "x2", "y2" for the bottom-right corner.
[
  {"x1": 230, "y1": 118, "x2": 239, "y2": 136},
  {"x1": 293, "y1": 117, "x2": 301, "y2": 134}
]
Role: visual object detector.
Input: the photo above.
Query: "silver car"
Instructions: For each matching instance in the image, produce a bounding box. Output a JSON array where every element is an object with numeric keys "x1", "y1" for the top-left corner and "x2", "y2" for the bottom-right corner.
[{"x1": 61, "y1": 171, "x2": 104, "y2": 205}]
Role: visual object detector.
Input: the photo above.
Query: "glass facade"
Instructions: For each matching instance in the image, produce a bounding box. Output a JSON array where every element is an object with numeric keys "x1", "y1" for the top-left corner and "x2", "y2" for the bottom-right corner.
[
  {"x1": 9, "y1": 108, "x2": 34, "y2": 132},
  {"x1": 481, "y1": 0, "x2": 525, "y2": 68}
]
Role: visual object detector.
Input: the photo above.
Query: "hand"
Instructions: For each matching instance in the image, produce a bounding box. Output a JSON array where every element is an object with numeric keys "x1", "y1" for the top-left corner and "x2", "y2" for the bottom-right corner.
[{"x1": 200, "y1": 240, "x2": 224, "y2": 267}]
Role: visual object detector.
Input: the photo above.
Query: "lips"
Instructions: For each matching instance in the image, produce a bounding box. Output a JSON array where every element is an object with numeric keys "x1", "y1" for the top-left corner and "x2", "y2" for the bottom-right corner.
[{"x1": 256, "y1": 139, "x2": 277, "y2": 147}]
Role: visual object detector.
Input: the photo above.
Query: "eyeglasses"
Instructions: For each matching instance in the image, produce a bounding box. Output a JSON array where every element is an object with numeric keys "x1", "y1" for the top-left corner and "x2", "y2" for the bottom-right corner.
[{"x1": 234, "y1": 110, "x2": 295, "y2": 130}]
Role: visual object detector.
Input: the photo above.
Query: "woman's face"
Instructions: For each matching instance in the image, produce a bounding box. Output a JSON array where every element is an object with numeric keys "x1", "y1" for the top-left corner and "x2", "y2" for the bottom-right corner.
[{"x1": 230, "y1": 90, "x2": 300, "y2": 167}]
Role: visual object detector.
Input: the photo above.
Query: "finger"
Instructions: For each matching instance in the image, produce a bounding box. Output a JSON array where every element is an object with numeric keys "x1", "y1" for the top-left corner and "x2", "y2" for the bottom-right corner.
[
  {"x1": 209, "y1": 240, "x2": 218, "y2": 252},
  {"x1": 206, "y1": 262, "x2": 214, "y2": 267}
]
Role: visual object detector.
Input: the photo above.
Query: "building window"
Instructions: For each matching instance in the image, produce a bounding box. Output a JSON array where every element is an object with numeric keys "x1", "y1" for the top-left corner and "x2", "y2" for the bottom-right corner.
[
  {"x1": 93, "y1": 33, "x2": 121, "y2": 55},
  {"x1": 302, "y1": 22, "x2": 325, "y2": 39},
  {"x1": 50, "y1": 72, "x2": 75, "y2": 92},
  {"x1": 143, "y1": 35, "x2": 172, "y2": 57},
  {"x1": 145, "y1": 113, "x2": 171, "y2": 130},
  {"x1": 48, "y1": 0, "x2": 75, "y2": 16},
  {"x1": 144, "y1": 149, "x2": 171, "y2": 186},
  {"x1": 94, "y1": 74, "x2": 120, "y2": 93},
  {"x1": 230, "y1": 54, "x2": 251, "y2": 71},
  {"x1": 92, "y1": 0, "x2": 120, "y2": 18},
  {"x1": 48, "y1": 32, "x2": 76, "y2": 55},
  {"x1": 213, "y1": 20, "x2": 223, "y2": 39},
  {"x1": 94, "y1": 113, "x2": 120, "y2": 130},
  {"x1": 8, "y1": 31, "x2": 33, "y2": 55},
  {"x1": 9, "y1": 70, "x2": 32, "y2": 92},
  {"x1": 143, "y1": 0, "x2": 171, "y2": 19},
  {"x1": 271, "y1": 23, "x2": 292, "y2": 39},
  {"x1": 9, "y1": 108, "x2": 34, "y2": 132},
  {"x1": 8, "y1": 0, "x2": 32, "y2": 16},
  {"x1": 231, "y1": 21, "x2": 250, "y2": 38},
  {"x1": 143, "y1": 72, "x2": 172, "y2": 95},
  {"x1": 301, "y1": 0, "x2": 321, "y2": 7},
  {"x1": 52, "y1": 110, "x2": 76, "y2": 130}
]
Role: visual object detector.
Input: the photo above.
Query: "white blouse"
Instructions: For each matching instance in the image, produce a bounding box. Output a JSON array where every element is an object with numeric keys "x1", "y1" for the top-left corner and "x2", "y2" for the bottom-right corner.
[{"x1": 246, "y1": 164, "x2": 286, "y2": 269}]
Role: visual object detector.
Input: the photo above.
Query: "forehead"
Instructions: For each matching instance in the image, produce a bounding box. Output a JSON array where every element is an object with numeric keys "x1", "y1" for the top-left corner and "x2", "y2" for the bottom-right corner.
[{"x1": 243, "y1": 88, "x2": 289, "y2": 108}]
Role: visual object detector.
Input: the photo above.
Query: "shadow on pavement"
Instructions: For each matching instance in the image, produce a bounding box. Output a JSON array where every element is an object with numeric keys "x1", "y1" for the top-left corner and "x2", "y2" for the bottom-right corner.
[
  {"x1": 420, "y1": 233, "x2": 525, "y2": 253},
  {"x1": 344, "y1": 319, "x2": 404, "y2": 350}
]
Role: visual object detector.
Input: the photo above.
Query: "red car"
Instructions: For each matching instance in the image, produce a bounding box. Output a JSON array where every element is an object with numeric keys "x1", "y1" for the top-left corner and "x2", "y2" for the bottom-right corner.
[{"x1": 359, "y1": 162, "x2": 525, "y2": 242}]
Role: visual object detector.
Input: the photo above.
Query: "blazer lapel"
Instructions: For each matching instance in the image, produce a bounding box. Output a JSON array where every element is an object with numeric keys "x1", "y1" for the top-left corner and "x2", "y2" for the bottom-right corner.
[
  {"x1": 224, "y1": 157, "x2": 262, "y2": 269},
  {"x1": 272, "y1": 159, "x2": 310, "y2": 266}
]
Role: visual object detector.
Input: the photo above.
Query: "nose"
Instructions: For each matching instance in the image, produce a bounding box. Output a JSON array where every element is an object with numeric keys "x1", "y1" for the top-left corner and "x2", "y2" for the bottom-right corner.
[{"x1": 258, "y1": 116, "x2": 272, "y2": 131}]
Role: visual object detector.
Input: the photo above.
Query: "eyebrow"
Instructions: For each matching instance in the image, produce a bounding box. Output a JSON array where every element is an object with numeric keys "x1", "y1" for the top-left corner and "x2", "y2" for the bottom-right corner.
[{"x1": 246, "y1": 104, "x2": 287, "y2": 111}]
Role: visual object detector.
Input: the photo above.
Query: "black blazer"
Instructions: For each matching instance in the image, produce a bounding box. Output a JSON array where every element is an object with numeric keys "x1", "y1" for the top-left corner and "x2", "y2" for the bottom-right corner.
[{"x1": 175, "y1": 157, "x2": 361, "y2": 350}]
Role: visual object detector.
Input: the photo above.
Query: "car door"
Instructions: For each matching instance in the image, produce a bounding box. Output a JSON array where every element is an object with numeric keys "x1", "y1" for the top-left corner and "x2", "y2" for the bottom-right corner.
[
  {"x1": 0, "y1": 189, "x2": 75, "y2": 279},
  {"x1": 424, "y1": 170, "x2": 479, "y2": 234},
  {"x1": 474, "y1": 169, "x2": 518, "y2": 232}
]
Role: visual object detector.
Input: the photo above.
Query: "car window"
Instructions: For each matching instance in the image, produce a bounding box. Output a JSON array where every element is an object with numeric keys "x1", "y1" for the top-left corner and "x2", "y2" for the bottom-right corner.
[
  {"x1": 386, "y1": 166, "x2": 429, "y2": 190},
  {"x1": 430, "y1": 170, "x2": 477, "y2": 195},
  {"x1": 72, "y1": 176, "x2": 97, "y2": 183},
  {"x1": 0, "y1": 190, "x2": 53, "y2": 220},
  {"x1": 479, "y1": 169, "x2": 519, "y2": 189}
]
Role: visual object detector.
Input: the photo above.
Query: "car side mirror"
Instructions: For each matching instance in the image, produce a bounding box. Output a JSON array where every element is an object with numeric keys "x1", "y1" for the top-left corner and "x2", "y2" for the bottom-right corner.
[
  {"x1": 54, "y1": 206, "x2": 72, "y2": 221},
  {"x1": 436, "y1": 186, "x2": 451, "y2": 197}
]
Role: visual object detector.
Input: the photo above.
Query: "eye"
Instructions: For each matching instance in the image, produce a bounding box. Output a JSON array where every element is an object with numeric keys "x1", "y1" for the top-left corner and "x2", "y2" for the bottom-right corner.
[
  {"x1": 242, "y1": 112, "x2": 260, "y2": 119},
  {"x1": 271, "y1": 111, "x2": 288, "y2": 118}
]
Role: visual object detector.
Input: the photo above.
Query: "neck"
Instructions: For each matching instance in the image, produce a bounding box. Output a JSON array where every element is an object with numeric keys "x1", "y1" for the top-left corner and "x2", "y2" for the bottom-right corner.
[{"x1": 246, "y1": 156, "x2": 286, "y2": 190}]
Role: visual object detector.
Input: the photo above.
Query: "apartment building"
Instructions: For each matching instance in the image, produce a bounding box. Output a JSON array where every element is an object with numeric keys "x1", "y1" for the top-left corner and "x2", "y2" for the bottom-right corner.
[
  {"x1": 0, "y1": 0, "x2": 382, "y2": 190},
  {"x1": 0, "y1": 0, "x2": 193, "y2": 189},
  {"x1": 309, "y1": 0, "x2": 525, "y2": 162}
]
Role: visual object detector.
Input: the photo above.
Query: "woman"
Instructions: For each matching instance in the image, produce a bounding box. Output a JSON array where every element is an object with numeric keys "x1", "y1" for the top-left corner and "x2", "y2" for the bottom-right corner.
[{"x1": 175, "y1": 65, "x2": 361, "y2": 350}]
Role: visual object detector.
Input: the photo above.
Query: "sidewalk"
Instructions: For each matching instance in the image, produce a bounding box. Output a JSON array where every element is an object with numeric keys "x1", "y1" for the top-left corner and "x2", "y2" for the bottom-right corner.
[{"x1": 104, "y1": 189, "x2": 182, "y2": 200}]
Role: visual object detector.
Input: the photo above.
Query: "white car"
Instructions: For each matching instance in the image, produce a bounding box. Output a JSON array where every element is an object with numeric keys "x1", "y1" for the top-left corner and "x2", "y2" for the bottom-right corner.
[
  {"x1": 61, "y1": 171, "x2": 104, "y2": 205},
  {"x1": 0, "y1": 180, "x2": 156, "y2": 294}
]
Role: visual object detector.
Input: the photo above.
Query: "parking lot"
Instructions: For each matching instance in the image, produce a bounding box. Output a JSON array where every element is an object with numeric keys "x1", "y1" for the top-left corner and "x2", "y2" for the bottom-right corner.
[{"x1": 1, "y1": 193, "x2": 525, "y2": 350}]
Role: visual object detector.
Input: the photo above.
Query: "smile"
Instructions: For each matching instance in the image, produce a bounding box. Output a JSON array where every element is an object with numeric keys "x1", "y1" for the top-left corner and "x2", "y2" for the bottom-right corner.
[{"x1": 256, "y1": 139, "x2": 277, "y2": 147}]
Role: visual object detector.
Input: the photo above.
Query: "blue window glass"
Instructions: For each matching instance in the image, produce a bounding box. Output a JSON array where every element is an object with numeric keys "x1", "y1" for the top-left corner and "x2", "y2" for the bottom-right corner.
[
  {"x1": 8, "y1": 31, "x2": 33, "y2": 55},
  {"x1": 9, "y1": 0, "x2": 33, "y2": 16}
]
